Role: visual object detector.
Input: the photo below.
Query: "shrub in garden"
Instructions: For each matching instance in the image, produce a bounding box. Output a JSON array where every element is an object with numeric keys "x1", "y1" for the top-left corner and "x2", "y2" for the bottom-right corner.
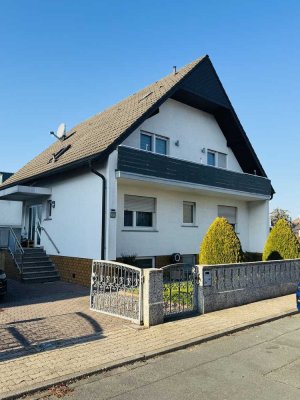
[
  {"x1": 262, "y1": 219, "x2": 300, "y2": 261},
  {"x1": 199, "y1": 217, "x2": 243, "y2": 264}
]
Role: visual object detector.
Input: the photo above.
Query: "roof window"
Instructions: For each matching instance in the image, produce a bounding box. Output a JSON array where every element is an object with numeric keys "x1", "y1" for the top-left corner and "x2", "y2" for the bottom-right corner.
[
  {"x1": 48, "y1": 144, "x2": 71, "y2": 164},
  {"x1": 138, "y1": 92, "x2": 153, "y2": 103}
]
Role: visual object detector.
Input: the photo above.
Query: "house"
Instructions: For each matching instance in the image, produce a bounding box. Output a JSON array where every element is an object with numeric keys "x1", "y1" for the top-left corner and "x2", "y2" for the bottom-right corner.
[
  {"x1": 0, "y1": 172, "x2": 22, "y2": 247},
  {"x1": 0, "y1": 56, "x2": 274, "y2": 283},
  {"x1": 292, "y1": 218, "x2": 300, "y2": 238}
]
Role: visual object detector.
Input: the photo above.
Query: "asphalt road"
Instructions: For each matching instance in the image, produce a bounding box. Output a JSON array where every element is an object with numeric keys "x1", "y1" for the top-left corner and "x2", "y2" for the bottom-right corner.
[{"x1": 31, "y1": 314, "x2": 300, "y2": 400}]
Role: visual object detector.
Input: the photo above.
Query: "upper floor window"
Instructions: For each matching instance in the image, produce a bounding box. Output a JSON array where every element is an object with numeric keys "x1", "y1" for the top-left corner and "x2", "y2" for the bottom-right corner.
[
  {"x1": 124, "y1": 194, "x2": 156, "y2": 229},
  {"x1": 140, "y1": 131, "x2": 168, "y2": 155},
  {"x1": 207, "y1": 150, "x2": 227, "y2": 169}
]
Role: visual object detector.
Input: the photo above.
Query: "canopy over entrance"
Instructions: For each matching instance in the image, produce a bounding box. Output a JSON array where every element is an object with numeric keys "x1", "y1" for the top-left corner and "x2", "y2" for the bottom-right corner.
[{"x1": 0, "y1": 185, "x2": 51, "y2": 201}]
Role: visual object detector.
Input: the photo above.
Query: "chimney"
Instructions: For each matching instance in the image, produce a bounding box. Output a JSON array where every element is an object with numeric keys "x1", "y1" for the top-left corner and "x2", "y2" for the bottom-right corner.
[{"x1": 173, "y1": 66, "x2": 177, "y2": 75}]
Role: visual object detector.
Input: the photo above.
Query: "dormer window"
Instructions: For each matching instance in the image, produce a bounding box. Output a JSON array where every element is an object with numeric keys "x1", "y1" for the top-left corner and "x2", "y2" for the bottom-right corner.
[{"x1": 140, "y1": 131, "x2": 168, "y2": 155}]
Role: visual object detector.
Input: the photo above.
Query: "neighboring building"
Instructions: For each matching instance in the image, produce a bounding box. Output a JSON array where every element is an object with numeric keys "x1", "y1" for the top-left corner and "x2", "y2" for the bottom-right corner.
[
  {"x1": 0, "y1": 56, "x2": 274, "y2": 275},
  {"x1": 0, "y1": 172, "x2": 22, "y2": 247},
  {"x1": 292, "y1": 218, "x2": 300, "y2": 238},
  {"x1": 0, "y1": 172, "x2": 22, "y2": 227}
]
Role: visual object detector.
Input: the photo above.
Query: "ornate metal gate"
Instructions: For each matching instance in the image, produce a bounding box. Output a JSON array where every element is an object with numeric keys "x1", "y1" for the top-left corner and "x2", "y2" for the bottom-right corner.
[
  {"x1": 161, "y1": 263, "x2": 197, "y2": 319},
  {"x1": 90, "y1": 260, "x2": 143, "y2": 324}
]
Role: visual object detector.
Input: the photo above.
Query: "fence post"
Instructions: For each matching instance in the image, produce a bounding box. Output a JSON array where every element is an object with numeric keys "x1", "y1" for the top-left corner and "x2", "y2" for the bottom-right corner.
[
  {"x1": 195, "y1": 265, "x2": 205, "y2": 315},
  {"x1": 143, "y1": 269, "x2": 164, "y2": 327}
]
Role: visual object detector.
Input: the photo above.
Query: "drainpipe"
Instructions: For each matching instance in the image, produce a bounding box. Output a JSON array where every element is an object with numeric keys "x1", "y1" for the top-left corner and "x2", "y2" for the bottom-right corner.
[{"x1": 89, "y1": 161, "x2": 106, "y2": 260}]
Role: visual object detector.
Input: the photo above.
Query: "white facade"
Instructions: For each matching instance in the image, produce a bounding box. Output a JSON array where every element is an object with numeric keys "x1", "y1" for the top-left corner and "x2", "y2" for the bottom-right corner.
[
  {"x1": 21, "y1": 169, "x2": 104, "y2": 259},
  {"x1": 8, "y1": 97, "x2": 270, "y2": 262},
  {"x1": 116, "y1": 181, "x2": 269, "y2": 258},
  {"x1": 123, "y1": 99, "x2": 243, "y2": 172},
  {"x1": 0, "y1": 200, "x2": 22, "y2": 227}
]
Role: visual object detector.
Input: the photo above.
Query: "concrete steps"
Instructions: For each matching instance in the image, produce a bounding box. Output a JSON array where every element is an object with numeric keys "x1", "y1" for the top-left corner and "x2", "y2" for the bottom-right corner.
[{"x1": 16, "y1": 247, "x2": 60, "y2": 283}]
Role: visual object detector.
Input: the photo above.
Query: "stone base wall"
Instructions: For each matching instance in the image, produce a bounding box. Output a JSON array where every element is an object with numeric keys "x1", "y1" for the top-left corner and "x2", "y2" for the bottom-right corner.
[
  {"x1": 50, "y1": 255, "x2": 93, "y2": 287},
  {"x1": 0, "y1": 250, "x2": 21, "y2": 280},
  {"x1": 198, "y1": 259, "x2": 300, "y2": 313}
]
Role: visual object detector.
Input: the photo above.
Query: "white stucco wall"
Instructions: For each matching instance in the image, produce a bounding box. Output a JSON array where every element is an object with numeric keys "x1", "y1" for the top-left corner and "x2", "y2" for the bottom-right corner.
[
  {"x1": 116, "y1": 182, "x2": 268, "y2": 260},
  {"x1": 0, "y1": 200, "x2": 22, "y2": 226},
  {"x1": 122, "y1": 98, "x2": 243, "y2": 172},
  {"x1": 26, "y1": 168, "x2": 105, "y2": 259},
  {"x1": 248, "y1": 201, "x2": 269, "y2": 253}
]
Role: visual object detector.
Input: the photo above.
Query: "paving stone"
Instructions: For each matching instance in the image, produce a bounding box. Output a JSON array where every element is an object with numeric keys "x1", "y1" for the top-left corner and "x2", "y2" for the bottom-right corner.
[{"x1": 0, "y1": 279, "x2": 296, "y2": 398}]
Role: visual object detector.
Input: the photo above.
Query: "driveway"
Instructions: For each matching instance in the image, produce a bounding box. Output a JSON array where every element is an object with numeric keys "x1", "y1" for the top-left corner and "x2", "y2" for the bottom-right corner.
[{"x1": 0, "y1": 279, "x2": 130, "y2": 362}]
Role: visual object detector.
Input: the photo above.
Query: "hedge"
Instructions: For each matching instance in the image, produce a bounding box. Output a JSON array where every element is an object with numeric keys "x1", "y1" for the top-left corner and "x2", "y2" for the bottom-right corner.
[
  {"x1": 262, "y1": 219, "x2": 300, "y2": 261},
  {"x1": 199, "y1": 217, "x2": 243, "y2": 264}
]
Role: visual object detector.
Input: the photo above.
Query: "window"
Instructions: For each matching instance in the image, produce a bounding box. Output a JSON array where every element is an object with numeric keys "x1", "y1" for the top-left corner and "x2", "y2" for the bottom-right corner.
[
  {"x1": 124, "y1": 195, "x2": 156, "y2": 229},
  {"x1": 140, "y1": 133, "x2": 152, "y2": 152},
  {"x1": 207, "y1": 150, "x2": 227, "y2": 168},
  {"x1": 155, "y1": 137, "x2": 167, "y2": 155},
  {"x1": 218, "y1": 152, "x2": 227, "y2": 169},
  {"x1": 218, "y1": 205, "x2": 237, "y2": 230},
  {"x1": 135, "y1": 257, "x2": 154, "y2": 268},
  {"x1": 46, "y1": 200, "x2": 52, "y2": 220},
  {"x1": 183, "y1": 201, "x2": 196, "y2": 224},
  {"x1": 207, "y1": 151, "x2": 216, "y2": 166},
  {"x1": 140, "y1": 131, "x2": 168, "y2": 155},
  {"x1": 181, "y1": 254, "x2": 196, "y2": 267}
]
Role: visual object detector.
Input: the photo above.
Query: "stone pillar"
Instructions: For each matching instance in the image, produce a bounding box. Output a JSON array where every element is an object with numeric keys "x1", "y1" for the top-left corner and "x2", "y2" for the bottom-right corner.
[
  {"x1": 143, "y1": 268, "x2": 164, "y2": 327},
  {"x1": 195, "y1": 265, "x2": 205, "y2": 315}
]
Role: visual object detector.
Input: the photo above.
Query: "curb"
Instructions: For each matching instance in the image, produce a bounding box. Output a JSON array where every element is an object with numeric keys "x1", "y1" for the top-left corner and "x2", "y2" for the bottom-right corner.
[{"x1": 0, "y1": 309, "x2": 298, "y2": 400}]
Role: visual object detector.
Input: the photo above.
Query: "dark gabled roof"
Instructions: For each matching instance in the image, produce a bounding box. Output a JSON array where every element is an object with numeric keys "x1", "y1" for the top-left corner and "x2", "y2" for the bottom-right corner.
[
  {"x1": 0, "y1": 172, "x2": 13, "y2": 183},
  {"x1": 1, "y1": 55, "x2": 272, "y2": 191}
]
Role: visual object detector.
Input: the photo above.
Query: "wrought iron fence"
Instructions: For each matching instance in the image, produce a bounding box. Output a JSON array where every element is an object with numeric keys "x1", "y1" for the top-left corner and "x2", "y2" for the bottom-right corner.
[
  {"x1": 161, "y1": 263, "x2": 197, "y2": 319},
  {"x1": 90, "y1": 260, "x2": 143, "y2": 324}
]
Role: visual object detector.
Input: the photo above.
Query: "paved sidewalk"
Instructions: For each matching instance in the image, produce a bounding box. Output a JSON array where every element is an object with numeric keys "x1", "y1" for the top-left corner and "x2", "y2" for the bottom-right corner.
[{"x1": 0, "y1": 294, "x2": 297, "y2": 399}]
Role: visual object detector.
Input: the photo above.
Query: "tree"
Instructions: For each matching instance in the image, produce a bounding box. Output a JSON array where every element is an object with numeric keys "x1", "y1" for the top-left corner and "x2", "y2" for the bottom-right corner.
[
  {"x1": 199, "y1": 217, "x2": 243, "y2": 264},
  {"x1": 270, "y1": 208, "x2": 292, "y2": 227},
  {"x1": 262, "y1": 219, "x2": 300, "y2": 261}
]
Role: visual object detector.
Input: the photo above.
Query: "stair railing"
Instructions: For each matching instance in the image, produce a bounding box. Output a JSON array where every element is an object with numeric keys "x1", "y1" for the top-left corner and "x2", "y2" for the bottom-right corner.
[
  {"x1": 5, "y1": 226, "x2": 24, "y2": 274},
  {"x1": 36, "y1": 221, "x2": 60, "y2": 254}
]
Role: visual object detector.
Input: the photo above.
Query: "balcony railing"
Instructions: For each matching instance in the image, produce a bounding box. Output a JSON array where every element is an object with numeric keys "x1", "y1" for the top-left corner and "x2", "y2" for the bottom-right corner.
[{"x1": 117, "y1": 146, "x2": 272, "y2": 197}]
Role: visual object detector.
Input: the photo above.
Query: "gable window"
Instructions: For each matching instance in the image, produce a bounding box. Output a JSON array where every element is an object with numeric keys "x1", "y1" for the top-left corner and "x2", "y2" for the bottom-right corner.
[
  {"x1": 207, "y1": 150, "x2": 227, "y2": 169},
  {"x1": 124, "y1": 195, "x2": 156, "y2": 229},
  {"x1": 155, "y1": 136, "x2": 167, "y2": 155},
  {"x1": 140, "y1": 131, "x2": 168, "y2": 155},
  {"x1": 207, "y1": 151, "x2": 216, "y2": 166},
  {"x1": 183, "y1": 201, "x2": 196, "y2": 225},
  {"x1": 218, "y1": 205, "x2": 237, "y2": 230},
  {"x1": 140, "y1": 133, "x2": 152, "y2": 152}
]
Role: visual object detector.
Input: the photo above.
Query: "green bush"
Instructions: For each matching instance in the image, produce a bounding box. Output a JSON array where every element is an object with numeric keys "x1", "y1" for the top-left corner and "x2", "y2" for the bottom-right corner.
[
  {"x1": 262, "y1": 219, "x2": 300, "y2": 261},
  {"x1": 199, "y1": 217, "x2": 243, "y2": 264}
]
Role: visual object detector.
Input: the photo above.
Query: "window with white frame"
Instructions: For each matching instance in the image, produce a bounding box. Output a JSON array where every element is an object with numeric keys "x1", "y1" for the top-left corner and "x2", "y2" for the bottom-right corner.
[
  {"x1": 218, "y1": 205, "x2": 237, "y2": 230},
  {"x1": 140, "y1": 131, "x2": 168, "y2": 155},
  {"x1": 207, "y1": 150, "x2": 227, "y2": 168},
  {"x1": 183, "y1": 201, "x2": 196, "y2": 225},
  {"x1": 124, "y1": 195, "x2": 156, "y2": 228}
]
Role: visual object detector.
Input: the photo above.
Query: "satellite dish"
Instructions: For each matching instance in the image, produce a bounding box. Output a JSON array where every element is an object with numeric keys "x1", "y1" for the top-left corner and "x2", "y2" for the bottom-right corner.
[{"x1": 56, "y1": 123, "x2": 66, "y2": 139}]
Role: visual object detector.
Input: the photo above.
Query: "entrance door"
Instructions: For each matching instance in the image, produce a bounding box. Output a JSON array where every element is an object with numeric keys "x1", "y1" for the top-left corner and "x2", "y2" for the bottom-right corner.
[{"x1": 28, "y1": 205, "x2": 42, "y2": 246}]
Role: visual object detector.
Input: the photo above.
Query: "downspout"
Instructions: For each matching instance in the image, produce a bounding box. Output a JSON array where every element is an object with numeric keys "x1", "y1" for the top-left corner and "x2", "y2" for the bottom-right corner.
[{"x1": 89, "y1": 161, "x2": 106, "y2": 260}]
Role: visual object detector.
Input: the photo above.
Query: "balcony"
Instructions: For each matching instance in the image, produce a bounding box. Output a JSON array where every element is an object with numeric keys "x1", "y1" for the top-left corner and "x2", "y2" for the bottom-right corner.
[{"x1": 117, "y1": 146, "x2": 272, "y2": 199}]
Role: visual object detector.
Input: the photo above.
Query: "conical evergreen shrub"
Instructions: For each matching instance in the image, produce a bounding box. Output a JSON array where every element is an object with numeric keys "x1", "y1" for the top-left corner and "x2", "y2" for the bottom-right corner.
[
  {"x1": 199, "y1": 217, "x2": 243, "y2": 264},
  {"x1": 262, "y1": 219, "x2": 300, "y2": 261}
]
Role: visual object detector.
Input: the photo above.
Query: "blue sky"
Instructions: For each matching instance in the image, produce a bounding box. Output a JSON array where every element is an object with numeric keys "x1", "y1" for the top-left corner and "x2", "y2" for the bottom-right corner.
[{"x1": 0, "y1": 0, "x2": 299, "y2": 217}]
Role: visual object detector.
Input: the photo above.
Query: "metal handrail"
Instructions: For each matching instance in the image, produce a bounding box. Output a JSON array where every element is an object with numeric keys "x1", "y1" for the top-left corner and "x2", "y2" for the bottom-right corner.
[
  {"x1": 36, "y1": 220, "x2": 60, "y2": 254},
  {"x1": 3, "y1": 226, "x2": 24, "y2": 274}
]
